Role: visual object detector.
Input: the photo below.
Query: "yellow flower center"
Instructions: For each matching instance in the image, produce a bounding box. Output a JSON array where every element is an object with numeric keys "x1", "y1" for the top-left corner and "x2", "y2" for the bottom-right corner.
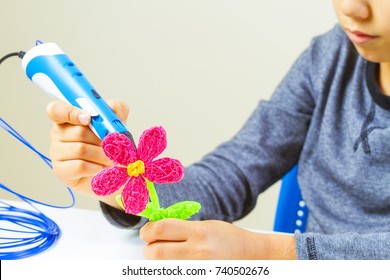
[{"x1": 127, "y1": 160, "x2": 145, "y2": 177}]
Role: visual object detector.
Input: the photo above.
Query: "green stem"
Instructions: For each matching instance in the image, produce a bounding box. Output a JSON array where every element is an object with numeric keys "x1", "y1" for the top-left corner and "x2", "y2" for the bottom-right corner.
[{"x1": 145, "y1": 179, "x2": 160, "y2": 209}]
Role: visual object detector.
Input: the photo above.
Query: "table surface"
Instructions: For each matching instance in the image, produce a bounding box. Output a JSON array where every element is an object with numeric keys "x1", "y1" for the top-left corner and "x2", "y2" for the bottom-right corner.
[
  {"x1": 1, "y1": 199, "x2": 281, "y2": 260},
  {"x1": 1, "y1": 199, "x2": 145, "y2": 260}
]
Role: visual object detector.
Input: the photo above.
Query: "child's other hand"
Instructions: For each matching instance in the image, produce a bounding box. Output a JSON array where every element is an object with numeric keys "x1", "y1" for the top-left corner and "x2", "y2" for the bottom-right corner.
[
  {"x1": 46, "y1": 99, "x2": 129, "y2": 209},
  {"x1": 140, "y1": 219, "x2": 297, "y2": 259}
]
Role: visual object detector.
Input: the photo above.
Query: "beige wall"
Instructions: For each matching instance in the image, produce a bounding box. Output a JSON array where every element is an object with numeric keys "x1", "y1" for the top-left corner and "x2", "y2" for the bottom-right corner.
[{"x1": 0, "y1": 0, "x2": 336, "y2": 230}]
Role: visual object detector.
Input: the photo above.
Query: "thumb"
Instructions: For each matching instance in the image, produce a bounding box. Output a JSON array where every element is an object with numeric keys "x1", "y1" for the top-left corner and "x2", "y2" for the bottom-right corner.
[
  {"x1": 46, "y1": 100, "x2": 90, "y2": 126},
  {"x1": 107, "y1": 99, "x2": 130, "y2": 124}
]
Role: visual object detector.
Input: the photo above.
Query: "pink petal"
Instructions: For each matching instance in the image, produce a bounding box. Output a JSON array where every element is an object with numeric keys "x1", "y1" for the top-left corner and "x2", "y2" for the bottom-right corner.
[
  {"x1": 137, "y1": 126, "x2": 167, "y2": 163},
  {"x1": 121, "y1": 176, "x2": 149, "y2": 214},
  {"x1": 144, "y1": 157, "x2": 184, "y2": 184},
  {"x1": 91, "y1": 166, "x2": 129, "y2": 196},
  {"x1": 102, "y1": 132, "x2": 137, "y2": 166}
]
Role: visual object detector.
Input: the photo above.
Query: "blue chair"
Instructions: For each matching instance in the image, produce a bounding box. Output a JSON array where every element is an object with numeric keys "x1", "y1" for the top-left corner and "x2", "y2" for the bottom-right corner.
[{"x1": 273, "y1": 165, "x2": 309, "y2": 234}]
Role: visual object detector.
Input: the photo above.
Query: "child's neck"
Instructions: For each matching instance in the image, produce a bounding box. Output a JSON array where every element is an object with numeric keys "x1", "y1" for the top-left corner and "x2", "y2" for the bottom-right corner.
[{"x1": 379, "y1": 62, "x2": 390, "y2": 96}]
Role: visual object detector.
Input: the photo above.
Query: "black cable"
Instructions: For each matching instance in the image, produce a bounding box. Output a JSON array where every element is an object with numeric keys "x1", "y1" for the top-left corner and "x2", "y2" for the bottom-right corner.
[{"x1": 0, "y1": 51, "x2": 25, "y2": 65}]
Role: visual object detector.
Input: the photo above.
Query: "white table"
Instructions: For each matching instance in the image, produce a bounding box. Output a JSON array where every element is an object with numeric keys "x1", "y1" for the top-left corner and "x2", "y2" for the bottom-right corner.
[
  {"x1": 1, "y1": 200, "x2": 145, "y2": 260},
  {"x1": 3, "y1": 200, "x2": 387, "y2": 280},
  {"x1": 1, "y1": 200, "x2": 284, "y2": 260}
]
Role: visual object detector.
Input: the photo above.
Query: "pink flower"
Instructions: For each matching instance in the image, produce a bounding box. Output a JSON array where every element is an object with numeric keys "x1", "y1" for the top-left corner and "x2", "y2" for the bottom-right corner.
[{"x1": 91, "y1": 126, "x2": 184, "y2": 214}]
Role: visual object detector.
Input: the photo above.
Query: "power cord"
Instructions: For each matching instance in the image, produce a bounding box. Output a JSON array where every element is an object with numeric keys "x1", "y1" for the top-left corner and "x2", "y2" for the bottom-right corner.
[
  {"x1": 0, "y1": 51, "x2": 75, "y2": 259},
  {"x1": 0, "y1": 51, "x2": 26, "y2": 64}
]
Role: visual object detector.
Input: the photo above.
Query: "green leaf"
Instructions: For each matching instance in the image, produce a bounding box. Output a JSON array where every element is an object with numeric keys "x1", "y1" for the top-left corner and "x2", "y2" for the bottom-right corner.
[
  {"x1": 163, "y1": 201, "x2": 201, "y2": 220},
  {"x1": 118, "y1": 192, "x2": 201, "y2": 221},
  {"x1": 139, "y1": 203, "x2": 164, "y2": 221},
  {"x1": 116, "y1": 194, "x2": 158, "y2": 220}
]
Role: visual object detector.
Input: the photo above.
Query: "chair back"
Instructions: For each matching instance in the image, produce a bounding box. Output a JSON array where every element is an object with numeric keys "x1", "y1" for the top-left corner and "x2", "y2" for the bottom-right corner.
[{"x1": 273, "y1": 165, "x2": 308, "y2": 233}]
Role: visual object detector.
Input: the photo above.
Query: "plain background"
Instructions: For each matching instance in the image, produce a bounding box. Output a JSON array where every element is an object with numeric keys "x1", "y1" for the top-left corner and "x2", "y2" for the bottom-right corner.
[{"x1": 0, "y1": 0, "x2": 336, "y2": 231}]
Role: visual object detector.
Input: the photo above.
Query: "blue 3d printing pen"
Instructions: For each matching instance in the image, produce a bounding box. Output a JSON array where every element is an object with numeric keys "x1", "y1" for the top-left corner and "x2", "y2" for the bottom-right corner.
[{"x1": 22, "y1": 41, "x2": 134, "y2": 142}]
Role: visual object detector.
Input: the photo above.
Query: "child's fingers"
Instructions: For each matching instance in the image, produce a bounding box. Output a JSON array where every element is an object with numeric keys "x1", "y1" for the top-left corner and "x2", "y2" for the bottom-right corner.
[
  {"x1": 46, "y1": 100, "x2": 90, "y2": 126},
  {"x1": 106, "y1": 99, "x2": 129, "y2": 123},
  {"x1": 51, "y1": 159, "x2": 104, "y2": 183},
  {"x1": 50, "y1": 141, "x2": 111, "y2": 166},
  {"x1": 50, "y1": 122, "x2": 101, "y2": 145},
  {"x1": 140, "y1": 219, "x2": 193, "y2": 243},
  {"x1": 143, "y1": 240, "x2": 190, "y2": 260}
]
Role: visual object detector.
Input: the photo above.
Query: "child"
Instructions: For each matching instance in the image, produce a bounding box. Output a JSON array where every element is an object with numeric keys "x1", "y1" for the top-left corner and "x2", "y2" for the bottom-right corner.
[{"x1": 46, "y1": 0, "x2": 390, "y2": 259}]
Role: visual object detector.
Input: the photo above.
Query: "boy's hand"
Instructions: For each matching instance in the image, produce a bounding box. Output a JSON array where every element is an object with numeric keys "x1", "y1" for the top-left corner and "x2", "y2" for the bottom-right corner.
[
  {"x1": 46, "y1": 99, "x2": 129, "y2": 208},
  {"x1": 140, "y1": 219, "x2": 297, "y2": 259}
]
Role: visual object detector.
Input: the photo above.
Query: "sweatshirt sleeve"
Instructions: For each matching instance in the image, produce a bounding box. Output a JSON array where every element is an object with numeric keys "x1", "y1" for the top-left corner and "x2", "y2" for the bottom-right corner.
[{"x1": 296, "y1": 232, "x2": 390, "y2": 260}]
